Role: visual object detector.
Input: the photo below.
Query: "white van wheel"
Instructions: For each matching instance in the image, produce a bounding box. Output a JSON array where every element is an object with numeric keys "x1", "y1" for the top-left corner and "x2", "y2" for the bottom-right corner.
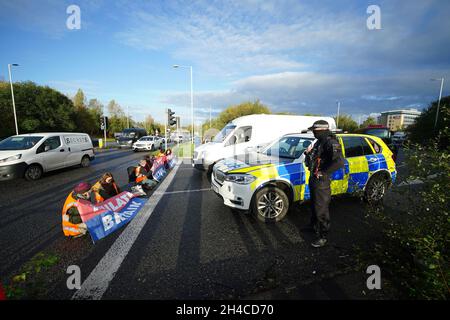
[
  {"x1": 80, "y1": 156, "x2": 90, "y2": 168},
  {"x1": 25, "y1": 164, "x2": 43, "y2": 181}
]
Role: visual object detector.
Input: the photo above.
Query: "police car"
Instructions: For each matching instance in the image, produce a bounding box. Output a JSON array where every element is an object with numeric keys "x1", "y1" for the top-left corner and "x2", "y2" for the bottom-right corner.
[{"x1": 211, "y1": 133, "x2": 397, "y2": 222}]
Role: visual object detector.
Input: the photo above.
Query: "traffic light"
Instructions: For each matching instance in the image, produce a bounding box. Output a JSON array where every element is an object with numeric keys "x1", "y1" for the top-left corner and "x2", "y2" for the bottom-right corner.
[
  {"x1": 100, "y1": 116, "x2": 108, "y2": 130},
  {"x1": 168, "y1": 109, "x2": 176, "y2": 126}
]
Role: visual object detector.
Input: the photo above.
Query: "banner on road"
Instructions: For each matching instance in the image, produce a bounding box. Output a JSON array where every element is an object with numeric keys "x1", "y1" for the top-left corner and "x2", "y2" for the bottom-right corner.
[
  {"x1": 76, "y1": 192, "x2": 146, "y2": 242},
  {"x1": 151, "y1": 154, "x2": 177, "y2": 181}
]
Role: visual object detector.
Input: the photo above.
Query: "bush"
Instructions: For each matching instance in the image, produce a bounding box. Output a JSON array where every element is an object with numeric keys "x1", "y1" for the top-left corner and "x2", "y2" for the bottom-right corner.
[{"x1": 362, "y1": 136, "x2": 449, "y2": 299}]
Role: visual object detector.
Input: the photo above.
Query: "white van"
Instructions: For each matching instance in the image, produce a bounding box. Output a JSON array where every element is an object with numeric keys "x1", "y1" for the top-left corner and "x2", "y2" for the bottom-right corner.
[
  {"x1": 193, "y1": 114, "x2": 336, "y2": 173},
  {"x1": 0, "y1": 132, "x2": 95, "y2": 181}
]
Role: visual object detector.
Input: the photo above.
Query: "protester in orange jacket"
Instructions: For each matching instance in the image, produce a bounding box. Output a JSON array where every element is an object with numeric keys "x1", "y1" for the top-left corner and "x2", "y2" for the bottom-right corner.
[{"x1": 62, "y1": 182, "x2": 94, "y2": 237}]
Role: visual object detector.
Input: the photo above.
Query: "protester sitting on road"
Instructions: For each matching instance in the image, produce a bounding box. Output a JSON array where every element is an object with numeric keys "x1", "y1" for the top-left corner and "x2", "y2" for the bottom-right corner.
[
  {"x1": 144, "y1": 155, "x2": 154, "y2": 173},
  {"x1": 157, "y1": 146, "x2": 166, "y2": 157},
  {"x1": 92, "y1": 172, "x2": 121, "y2": 201},
  {"x1": 135, "y1": 159, "x2": 158, "y2": 191},
  {"x1": 62, "y1": 182, "x2": 94, "y2": 238}
]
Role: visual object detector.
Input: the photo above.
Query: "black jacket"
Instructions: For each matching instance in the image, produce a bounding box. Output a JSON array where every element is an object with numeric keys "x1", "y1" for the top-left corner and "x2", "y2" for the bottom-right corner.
[{"x1": 305, "y1": 134, "x2": 345, "y2": 176}]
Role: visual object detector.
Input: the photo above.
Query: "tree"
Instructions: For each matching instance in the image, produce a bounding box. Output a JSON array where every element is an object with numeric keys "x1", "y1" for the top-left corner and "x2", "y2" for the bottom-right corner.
[
  {"x1": 72, "y1": 88, "x2": 86, "y2": 109},
  {"x1": 407, "y1": 96, "x2": 449, "y2": 148},
  {"x1": 88, "y1": 98, "x2": 104, "y2": 136},
  {"x1": 360, "y1": 116, "x2": 377, "y2": 128},
  {"x1": 0, "y1": 81, "x2": 76, "y2": 137},
  {"x1": 334, "y1": 114, "x2": 358, "y2": 132},
  {"x1": 106, "y1": 100, "x2": 127, "y2": 136}
]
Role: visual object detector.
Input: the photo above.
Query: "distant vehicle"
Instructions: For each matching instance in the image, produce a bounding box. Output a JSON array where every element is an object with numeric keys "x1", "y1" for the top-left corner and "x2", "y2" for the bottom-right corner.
[
  {"x1": 212, "y1": 133, "x2": 396, "y2": 222},
  {"x1": 116, "y1": 128, "x2": 147, "y2": 148},
  {"x1": 392, "y1": 131, "x2": 407, "y2": 146},
  {"x1": 174, "y1": 135, "x2": 184, "y2": 143},
  {"x1": 0, "y1": 132, "x2": 95, "y2": 181},
  {"x1": 359, "y1": 125, "x2": 392, "y2": 145},
  {"x1": 359, "y1": 125, "x2": 398, "y2": 159},
  {"x1": 132, "y1": 136, "x2": 163, "y2": 152},
  {"x1": 192, "y1": 114, "x2": 337, "y2": 174}
]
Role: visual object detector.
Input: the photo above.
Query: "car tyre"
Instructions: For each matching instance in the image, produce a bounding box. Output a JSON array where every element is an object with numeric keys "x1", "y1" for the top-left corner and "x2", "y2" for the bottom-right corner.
[
  {"x1": 24, "y1": 164, "x2": 43, "y2": 181},
  {"x1": 80, "y1": 155, "x2": 90, "y2": 168},
  {"x1": 365, "y1": 174, "x2": 389, "y2": 203},
  {"x1": 252, "y1": 186, "x2": 289, "y2": 223}
]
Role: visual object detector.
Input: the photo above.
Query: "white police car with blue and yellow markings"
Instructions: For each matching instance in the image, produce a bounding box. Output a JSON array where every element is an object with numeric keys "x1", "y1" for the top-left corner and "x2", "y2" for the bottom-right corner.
[{"x1": 211, "y1": 133, "x2": 397, "y2": 222}]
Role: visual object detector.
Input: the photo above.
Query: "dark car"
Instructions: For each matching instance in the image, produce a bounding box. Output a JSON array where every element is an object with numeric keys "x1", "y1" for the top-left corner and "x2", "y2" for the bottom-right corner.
[{"x1": 116, "y1": 128, "x2": 147, "y2": 148}]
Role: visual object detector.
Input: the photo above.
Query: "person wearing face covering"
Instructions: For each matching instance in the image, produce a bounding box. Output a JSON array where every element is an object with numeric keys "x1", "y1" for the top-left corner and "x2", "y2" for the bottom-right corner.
[{"x1": 304, "y1": 120, "x2": 345, "y2": 248}]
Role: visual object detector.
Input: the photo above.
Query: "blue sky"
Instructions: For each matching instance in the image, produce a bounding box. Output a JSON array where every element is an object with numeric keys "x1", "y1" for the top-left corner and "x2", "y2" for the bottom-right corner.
[{"x1": 0, "y1": 0, "x2": 449, "y2": 126}]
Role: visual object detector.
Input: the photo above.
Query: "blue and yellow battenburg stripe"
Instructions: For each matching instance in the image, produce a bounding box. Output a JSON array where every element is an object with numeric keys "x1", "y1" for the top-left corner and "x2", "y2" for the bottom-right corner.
[{"x1": 241, "y1": 135, "x2": 397, "y2": 202}]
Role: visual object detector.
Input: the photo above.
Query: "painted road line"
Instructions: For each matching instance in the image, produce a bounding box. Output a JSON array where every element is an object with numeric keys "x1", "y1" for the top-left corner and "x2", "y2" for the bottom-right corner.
[
  {"x1": 152, "y1": 187, "x2": 212, "y2": 195},
  {"x1": 72, "y1": 161, "x2": 182, "y2": 300}
]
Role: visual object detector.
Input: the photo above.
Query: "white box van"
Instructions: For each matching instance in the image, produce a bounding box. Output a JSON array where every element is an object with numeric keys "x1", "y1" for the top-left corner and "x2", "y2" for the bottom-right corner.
[
  {"x1": 0, "y1": 132, "x2": 95, "y2": 181},
  {"x1": 193, "y1": 114, "x2": 336, "y2": 173}
]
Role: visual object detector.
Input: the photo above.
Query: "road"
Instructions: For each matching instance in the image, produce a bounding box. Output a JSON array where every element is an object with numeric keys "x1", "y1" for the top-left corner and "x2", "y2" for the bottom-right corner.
[{"x1": 0, "y1": 149, "x2": 408, "y2": 299}]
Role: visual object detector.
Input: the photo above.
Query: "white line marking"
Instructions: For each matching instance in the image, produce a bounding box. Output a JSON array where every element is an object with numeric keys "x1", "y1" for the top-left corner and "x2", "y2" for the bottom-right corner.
[
  {"x1": 153, "y1": 188, "x2": 211, "y2": 195},
  {"x1": 72, "y1": 162, "x2": 182, "y2": 300}
]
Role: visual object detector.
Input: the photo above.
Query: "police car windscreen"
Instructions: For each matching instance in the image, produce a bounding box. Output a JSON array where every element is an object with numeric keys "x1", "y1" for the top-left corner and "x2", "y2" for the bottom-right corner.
[
  {"x1": 265, "y1": 137, "x2": 313, "y2": 159},
  {"x1": 0, "y1": 136, "x2": 43, "y2": 150}
]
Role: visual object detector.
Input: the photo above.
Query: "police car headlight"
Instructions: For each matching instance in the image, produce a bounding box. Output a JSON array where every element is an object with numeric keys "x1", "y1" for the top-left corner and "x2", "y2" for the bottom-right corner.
[
  {"x1": 0, "y1": 154, "x2": 22, "y2": 163},
  {"x1": 225, "y1": 173, "x2": 256, "y2": 184}
]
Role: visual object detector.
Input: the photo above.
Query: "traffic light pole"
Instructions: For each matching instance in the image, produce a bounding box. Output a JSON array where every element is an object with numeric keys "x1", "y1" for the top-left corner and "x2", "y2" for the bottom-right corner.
[
  {"x1": 103, "y1": 106, "x2": 107, "y2": 149},
  {"x1": 165, "y1": 108, "x2": 168, "y2": 151}
]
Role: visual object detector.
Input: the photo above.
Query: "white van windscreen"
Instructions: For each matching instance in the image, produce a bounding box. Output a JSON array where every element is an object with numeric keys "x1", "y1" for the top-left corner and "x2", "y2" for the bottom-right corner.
[{"x1": 213, "y1": 124, "x2": 236, "y2": 142}]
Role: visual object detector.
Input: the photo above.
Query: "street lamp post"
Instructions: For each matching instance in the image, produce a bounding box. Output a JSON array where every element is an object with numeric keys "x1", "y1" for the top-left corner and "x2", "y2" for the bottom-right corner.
[
  {"x1": 126, "y1": 106, "x2": 130, "y2": 128},
  {"x1": 336, "y1": 100, "x2": 341, "y2": 128},
  {"x1": 173, "y1": 65, "x2": 194, "y2": 144},
  {"x1": 431, "y1": 78, "x2": 445, "y2": 130},
  {"x1": 8, "y1": 63, "x2": 19, "y2": 135}
]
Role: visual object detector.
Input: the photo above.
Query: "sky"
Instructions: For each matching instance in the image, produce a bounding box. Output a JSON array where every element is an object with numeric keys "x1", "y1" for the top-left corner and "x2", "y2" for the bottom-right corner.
[{"x1": 0, "y1": 0, "x2": 449, "y2": 126}]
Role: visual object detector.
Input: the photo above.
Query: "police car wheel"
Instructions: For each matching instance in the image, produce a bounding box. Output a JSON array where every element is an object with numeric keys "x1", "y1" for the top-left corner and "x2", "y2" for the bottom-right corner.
[
  {"x1": 80, "y1": 156, "x2": 90, "y2": 168},
  {"x1": 253, "y1": 186, "x2": 289, "y2": 223},
  {"x1": 24, "y1": 164, "x2": 43, "y2": 181},
  {"x1": 365, "y1": 175, "x2": 388, "y2": 203}
]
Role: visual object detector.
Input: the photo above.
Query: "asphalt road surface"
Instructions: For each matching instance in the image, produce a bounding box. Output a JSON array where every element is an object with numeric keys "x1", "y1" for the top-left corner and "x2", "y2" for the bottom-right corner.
[{"x1": 0, "y1": 149, "x2": 408, "y2": 299}]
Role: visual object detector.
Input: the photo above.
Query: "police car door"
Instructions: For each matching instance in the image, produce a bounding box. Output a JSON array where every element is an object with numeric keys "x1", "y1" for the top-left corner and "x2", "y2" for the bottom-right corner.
[{"x1": 341, "y1": 136, "x2": 371, "y2": 193}]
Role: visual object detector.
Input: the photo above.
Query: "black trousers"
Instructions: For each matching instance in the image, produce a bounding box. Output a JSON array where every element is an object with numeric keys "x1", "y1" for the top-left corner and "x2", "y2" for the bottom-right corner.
[{"x1": 309, "y1": 174, "x2": 331, "y2": 238}]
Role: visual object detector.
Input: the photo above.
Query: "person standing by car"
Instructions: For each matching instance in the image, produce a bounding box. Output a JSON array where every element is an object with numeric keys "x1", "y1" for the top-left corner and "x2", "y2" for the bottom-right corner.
[{"x1": 304, "y1": 120, "x2": 345, "y2": 248}]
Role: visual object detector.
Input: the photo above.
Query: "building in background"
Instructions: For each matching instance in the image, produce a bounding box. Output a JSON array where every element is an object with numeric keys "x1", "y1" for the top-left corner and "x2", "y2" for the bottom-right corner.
[{"x1": 378, "y1": 109, "x2": 421, "y2": 131}]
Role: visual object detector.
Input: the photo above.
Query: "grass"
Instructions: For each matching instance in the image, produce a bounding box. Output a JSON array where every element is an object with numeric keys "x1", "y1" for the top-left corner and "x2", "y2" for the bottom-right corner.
[
  {"x1": 173, "y1": 142, "x2": 194, "y2": 158},
  {"x1": 4, "y1": 252, "x2": 59, "y2": 299}
]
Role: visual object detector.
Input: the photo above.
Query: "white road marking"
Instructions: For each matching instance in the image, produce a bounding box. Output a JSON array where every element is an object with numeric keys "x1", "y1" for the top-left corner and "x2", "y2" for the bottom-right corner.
[
  {"x1": 153, "y1": 188, "x2": 211, "y2": 195},
  {"x1": 72, "y1": 161, "x2": 182, "y2": 300}
]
